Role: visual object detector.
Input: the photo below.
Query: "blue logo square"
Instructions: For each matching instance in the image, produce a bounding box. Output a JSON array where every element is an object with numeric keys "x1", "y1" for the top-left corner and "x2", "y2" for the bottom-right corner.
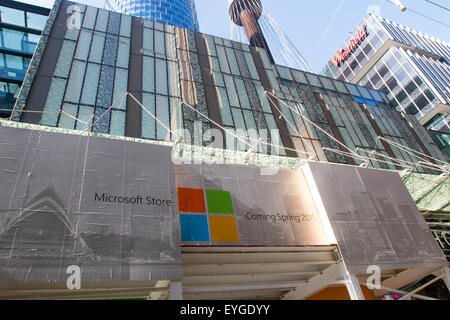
[{"x1": 180, "y1": 214, "x2": 210, "y2": 242}]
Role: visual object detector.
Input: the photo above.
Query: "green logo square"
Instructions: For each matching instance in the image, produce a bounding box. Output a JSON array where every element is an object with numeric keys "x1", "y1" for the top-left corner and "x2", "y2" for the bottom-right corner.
[{"x1": 205, "y1": 190, "x2": 234, "y2": 214}]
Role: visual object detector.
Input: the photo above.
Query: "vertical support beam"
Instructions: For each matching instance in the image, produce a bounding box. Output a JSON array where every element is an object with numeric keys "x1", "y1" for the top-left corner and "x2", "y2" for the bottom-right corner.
[
  {"x1": 194, "y1": 32, "x2": 225, "y2": 149},
  {"x1": 126, "y1": 17, "x2": 143, "y2": 139},
  {"x1": 345, "y1": 272, "x2": 365, "y2": 300},
  {"x1": 170, "y1": 280, "x2": 183, "y2": 300},
  {"x1": 250, "y1": 47, "x2": 297, "y2": 158}
]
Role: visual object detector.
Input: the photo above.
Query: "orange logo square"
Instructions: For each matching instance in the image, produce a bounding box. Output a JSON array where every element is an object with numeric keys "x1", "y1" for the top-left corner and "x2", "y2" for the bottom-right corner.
[{"x1": 177, "y1": 188, "x2": 206, "y2": 213}]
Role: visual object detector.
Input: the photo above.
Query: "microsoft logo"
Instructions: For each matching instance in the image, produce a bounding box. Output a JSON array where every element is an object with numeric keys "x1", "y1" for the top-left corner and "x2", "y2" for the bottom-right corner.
[{"x1": 178, "y1": 188, "x2": 239, "y2": 243}]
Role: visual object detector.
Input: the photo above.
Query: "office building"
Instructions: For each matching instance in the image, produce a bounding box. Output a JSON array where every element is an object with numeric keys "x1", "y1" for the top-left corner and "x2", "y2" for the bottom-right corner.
[
  {"x1": 321, "y1": 14, "x2": 450, "y2": 135},
  {"x1": 104, "y1": 0, "x2": 199, "y2": 31},
  {"x1": 0, "y1": 0, "x2": 49, "y2": 117}
]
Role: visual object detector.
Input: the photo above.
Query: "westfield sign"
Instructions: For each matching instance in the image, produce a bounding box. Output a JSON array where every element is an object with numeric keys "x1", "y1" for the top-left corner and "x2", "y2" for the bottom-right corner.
[{"x1": 331, "y1": 25, "x2": 368, "y2": 68}]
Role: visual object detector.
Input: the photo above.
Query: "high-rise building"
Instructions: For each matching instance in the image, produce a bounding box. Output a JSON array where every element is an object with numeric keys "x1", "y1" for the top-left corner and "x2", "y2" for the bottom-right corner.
[
  {"x1": 11, "y1": 0, "x2": 446, "y2": 176},
  {"x1": 0, "y1": 0, "x2": 49, "y2": 118},
  {"x1": 104, "y1": 0, "x2": 199, "y2": 31},
  {"x1": 321, "y1": 14, "x2": 450, "y2": 136}
]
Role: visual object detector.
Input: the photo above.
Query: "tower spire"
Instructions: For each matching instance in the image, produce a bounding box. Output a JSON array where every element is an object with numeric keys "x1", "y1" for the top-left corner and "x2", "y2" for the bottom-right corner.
[{"x1": 228, "y1": 0, "x2": 275, "y2": 63}]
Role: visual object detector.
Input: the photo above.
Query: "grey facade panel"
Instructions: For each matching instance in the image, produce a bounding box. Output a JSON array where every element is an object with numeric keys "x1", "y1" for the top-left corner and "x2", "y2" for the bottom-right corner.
[{"x1": 0, "y1": 125, "x2": 182, "y2": 283}]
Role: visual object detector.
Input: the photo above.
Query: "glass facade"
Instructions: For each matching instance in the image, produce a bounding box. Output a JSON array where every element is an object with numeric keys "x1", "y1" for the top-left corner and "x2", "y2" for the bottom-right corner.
[
  {"x1": 104, "y1": 0, "x2": 199, "y2": 31},
  {"x1": 321, "y1": 14, "x2": 450, "y2": 135},
  {"x1": 11, "y1": 0, "x2": 447, "y2": 175},
  {"x1": 0, "y1": 0, "x2": 49, "y2": 118}
]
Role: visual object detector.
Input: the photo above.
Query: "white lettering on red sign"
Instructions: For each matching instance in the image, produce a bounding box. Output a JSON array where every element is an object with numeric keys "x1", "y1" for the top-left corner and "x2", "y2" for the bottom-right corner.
[{"x1": 331, "y1": 25, "x2": 368, "y2": 68}]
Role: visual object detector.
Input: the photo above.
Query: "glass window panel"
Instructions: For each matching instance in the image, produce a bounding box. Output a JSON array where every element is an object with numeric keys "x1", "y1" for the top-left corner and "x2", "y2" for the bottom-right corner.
[
  {"x1": 357, "y1": 85, "x2": 373, "y2": 99},
  {"x1": 112, "y1": 68, "x2": 127, "y2": 109},
  {"x1": 231, "y1": 107, "x2": 246, "y2": 130},
  {"x1": 212, "y1": 71, "x2": 224, "y2": 87},
  {"x1": 216, "y1": 45, "x2": 230, "y2": 74},
  {"x1": 213, "y1": 36, "x2": 223, "y2": 46},
  {"x1": 0, "y1": 6, "x2": 25, "y2": 26},
  {"x1": 74, "y1": 29, "x2": 93, "y2": 61},
  {"x1": 75, "y1": 105, "x2": 94, "y2": 131},
  {"x1": 234, "y1": 78, "x2": 250, "y2": 109},
  {"x1": 154, "y1": 21, "x2": 164, "y2": 32},
  {"x1": 166, "y1": 32, "x2": 176, "y2": 59},
  {"x1": 110, "y1": 110, "x2": 125, "y2": 136},
  {"x1": 258, "y1": 49, "x2": 272, "y2": 69},
  {"x1": 95, "y1": 9, "x2": 109, "y2": 32},
  {"x1": 168, "y1": 60, "x2": 180, "y2": 97},
  {"x1": 143, "y1": 27, "x2": 154, "y2": 55},
  {"x1": 1, "y1": 29, "x2": 22, "y2": 51},
  {"x1": 305, "y1": 73, "x2": 321, "y2": 87},
  {"x1": 142, "y1": 56, "x2": 155, "y2": 93},
  {"x1": 156, "y1": 95, "x2": 170, "y2": 141},
  {"x1": 26, "y1": 32, "x2": 40, "y2": 54},
  {"x1": 266, "y1": 70, "x2": 280, "y2": 92},
  {"x1": 143, "y1": 20, "x2": 154, "y2": 29},
  {"x1": 329, "y1": 105, "x2": 344, "y2": 127},
  {"x1": 155, "y1": 58, "x2": 168, "y2": 95},
  {"x1": 280, "y1": 104, "x2": 298, "y2": 136},
  {"x1": 224, "y1": 75, "x2": 239, "y2": 107},
  {"x1": 54, "y1": 40, "x2": 77, "y2": 77},
  {"x1": 264, "y1": 114, "x2": 284, "y2": 156},
  {"x1": 243, "y1": 109, "x2": 257, "y2": 131},
  {"x1": 119, "y1": 14, "x2": 132, "y2": 37},
  {"x1": 82, "y1": 6, "x2": 97, "y2": 29},
  {"x1": 292, "y1": 70, "x2": 308, "y2": 84},
  {"x1": 65, "y1": 21, "x2": 80, "y2": 41},
  {"x1": 319, "y1": 77, "x2": 336, "y2": 91},
  {"x1": 255, "y1": 83, "x2": 271, "y2": 113},
  {"x1": 346, "y1": 83, "x2": 361, "y2": 96},
  {"x1": 142, "y1": 92, "x2": 156, "y2": 139},
  {"x1": 277, "y1": 66, "x2": 293, "y2": 81},
  {"x1": 223, "y1": 38, "x2": 232, "y2": 47},
  {"x1": 59, "y1": 103, "x2": 78, "y2": 129},
  {"x1": 64, "y1": 60, "x2": 86, "y2": 103},
  {"x1": 41, "y1": 78, "x2": 67, "y2": 126},
  {"x1": 154, "y1": 30, "x2": 165, "y2": 57},
  {"x1": 88, "y1": 32, "x2": 105, "y2": 64},
  {"x1": 216, "y1": 86, "x2": 233, "y2": 126},
  {"x1": 205, "y1": 35, "x2": 217, "y2": 56},
  {"x1": 225, "y1": 47, "x2": 240, "y2": 76},
  {"x1": 210, "y1": 57, "x2": 221, "y2": 72},
  {"x1": 116, "y1": 37, "x2": 130, "y2": 68},
  {"x1": 244, "y1": 51, "x2": 259, "y2": 80},
  {"x1": 81, "y1": 63, "x2": 100, "y2": 105}
]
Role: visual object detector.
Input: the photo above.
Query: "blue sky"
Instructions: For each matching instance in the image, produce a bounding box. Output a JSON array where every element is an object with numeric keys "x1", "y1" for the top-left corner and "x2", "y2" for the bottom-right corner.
[{"x1": 17, "y1": 0, "x2": 450, "y2": 73}]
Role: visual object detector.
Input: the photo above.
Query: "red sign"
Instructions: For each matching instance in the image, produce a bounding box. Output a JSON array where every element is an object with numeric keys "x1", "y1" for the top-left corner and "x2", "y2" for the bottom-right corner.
[{"x1": 331, "y1": 25, "x2": 368, "y2": 68}]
